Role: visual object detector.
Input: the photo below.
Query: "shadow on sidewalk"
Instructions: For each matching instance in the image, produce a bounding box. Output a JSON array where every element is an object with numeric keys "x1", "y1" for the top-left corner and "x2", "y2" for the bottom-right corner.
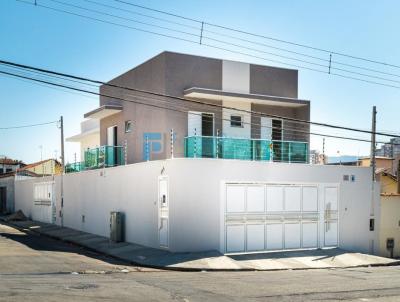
[{"x1": 0, "y1": 222, "x2": 129, "y2": 266}]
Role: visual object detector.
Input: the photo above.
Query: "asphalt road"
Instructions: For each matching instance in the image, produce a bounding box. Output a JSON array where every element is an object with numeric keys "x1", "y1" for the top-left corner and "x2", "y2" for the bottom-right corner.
[{"x1": 1, "y1": 222, "x2": 400, "y2": 302}]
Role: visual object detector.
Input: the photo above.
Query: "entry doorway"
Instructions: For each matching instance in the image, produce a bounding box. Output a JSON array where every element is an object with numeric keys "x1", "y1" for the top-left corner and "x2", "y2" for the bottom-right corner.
[
  {"x1": 107, "y1": 125, "x2": 117, "y2": 146},
  {"x1": 272, "y1": 119, "x2": 283, "y2": 162},
  {"x1": 188, "y1": 112, "x2": 215, "y2": 157},
  {"x1": 0, "y1": 187, "x2": 6, "y2": 213},
  {"x1": 107, "y1": 125, "x2": 118, "y2": 165},
  {"x1": 260, "y1": 118, "x2": 283, "y2": 161}
]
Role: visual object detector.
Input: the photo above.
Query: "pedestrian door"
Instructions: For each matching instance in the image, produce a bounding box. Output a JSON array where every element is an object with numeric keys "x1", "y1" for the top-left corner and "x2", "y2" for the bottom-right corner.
[
  {"x1": 0, "y1": 187, "x2": 6, "y2": 213},
  {"x1": 158, "y1": 176, "x2": 169, "y2": 248},
  {"x1": 323, "y1": 187, "x2": 338, "y2": 246},
  {"x1": 33, "y1": 181, "x2": 56, "y2": 224}
]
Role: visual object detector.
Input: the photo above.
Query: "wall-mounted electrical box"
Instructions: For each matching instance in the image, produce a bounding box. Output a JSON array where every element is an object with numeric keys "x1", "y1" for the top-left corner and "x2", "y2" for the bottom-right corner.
[
  {"x1": 110, "y1": 211, "x2": 124, "y2": 242},
  {"x1": 387, "y1": 238, "x2": 394, "y2": 249}
]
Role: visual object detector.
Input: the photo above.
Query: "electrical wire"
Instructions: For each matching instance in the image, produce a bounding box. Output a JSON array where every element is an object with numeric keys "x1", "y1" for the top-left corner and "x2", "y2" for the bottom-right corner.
[
  {"x1": 0, "y1": 69, "x2": 99, "y2": 100},
  {"x1": 114, "y1": 0, "x2": 400, "y2": 69},
  {"x1": 84, "y1": 0, "x2": 201, "y2": 31},
  {"x1": 0, "y1": 120, "x2": 58, "y2": 130},
  {"x1": 1, "y1": 58, "x2": 399, "y2": 139},
  {"x1": 1, "y1": 68, "x2": 398, "y2": 146},
  {"x1": 36, "y1": 0, "x2": 400, "y2": 85},
  {"x1": 78, "y1": 0, "x2": 400, "y2": 79},
  {"x1": 47, "y1": 0, "x2": 200, "y2": 39},
  {"x1": 16, "y1": 0, "x2": 400, "y2": 91}
]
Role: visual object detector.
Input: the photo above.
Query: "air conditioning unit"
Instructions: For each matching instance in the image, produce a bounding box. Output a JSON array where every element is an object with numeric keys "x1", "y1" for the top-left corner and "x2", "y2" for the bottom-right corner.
[{"x1": 110, "y1": 211, "x2": 124, "y2": 242}]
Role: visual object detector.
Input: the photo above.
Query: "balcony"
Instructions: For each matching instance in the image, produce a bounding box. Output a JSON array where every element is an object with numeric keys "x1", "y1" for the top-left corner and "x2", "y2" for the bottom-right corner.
[
  {"x1": 65, "y1": 145, "x2": 125, "y2": 173},
  {"x1": 184, "y1": 136, "x2": 308, "y2": 163}
]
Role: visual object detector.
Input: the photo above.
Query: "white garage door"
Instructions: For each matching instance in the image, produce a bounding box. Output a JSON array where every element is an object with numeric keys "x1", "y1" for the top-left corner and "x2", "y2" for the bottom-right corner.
[{"x1": 224, "y1": 183, "x2": 338, "y2": 253}]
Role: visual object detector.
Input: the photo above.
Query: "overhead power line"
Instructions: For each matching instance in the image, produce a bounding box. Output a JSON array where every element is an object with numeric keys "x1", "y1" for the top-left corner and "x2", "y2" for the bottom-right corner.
[
  {"x1": 114, "y1": 0, "x2": 400, "y2": 70},
  {"x1": 0, "y1": 120, "x2": 58, "y2": 130},
  {"x1": 84, "y1": 0, "x2": 400, "y2": 79},
  {"x1": 83, "y1": 0, "x2": 201, "y2": 31},
  {"x1": 16, "y1": 0, "x2": 400, "y2": 90},
  {"x1": 1, "y1": 58, "x2": 399, "y2": 139},
  {"x1": 0, "y1": 66, "x2": 399, "y2": 146}
]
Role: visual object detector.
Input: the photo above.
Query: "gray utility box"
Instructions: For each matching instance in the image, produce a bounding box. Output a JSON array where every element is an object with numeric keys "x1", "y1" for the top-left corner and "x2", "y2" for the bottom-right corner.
[{"x1": 110, "y1": 211, "x2": 124, "y2": 243}]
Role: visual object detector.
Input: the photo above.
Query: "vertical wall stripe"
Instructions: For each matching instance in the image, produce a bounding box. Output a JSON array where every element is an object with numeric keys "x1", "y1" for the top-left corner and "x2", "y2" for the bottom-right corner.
[{"x1": 222, "y1": 60, "x2": 250, "y2": 94}]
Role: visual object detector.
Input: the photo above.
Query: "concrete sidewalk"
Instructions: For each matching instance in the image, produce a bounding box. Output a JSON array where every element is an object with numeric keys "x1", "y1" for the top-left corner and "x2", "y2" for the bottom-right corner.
[{"x1": 3, "y1": 219, "x2": 399, "y2": 271}]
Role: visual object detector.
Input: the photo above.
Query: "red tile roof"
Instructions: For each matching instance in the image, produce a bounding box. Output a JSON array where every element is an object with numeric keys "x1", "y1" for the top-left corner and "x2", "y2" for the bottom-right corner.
[
  {"x1": 0, "y1": 158, "x2": 24, "y2": 165},
  {"x1": 17, "y1": 159, "x2": 61, "y2": 171}
]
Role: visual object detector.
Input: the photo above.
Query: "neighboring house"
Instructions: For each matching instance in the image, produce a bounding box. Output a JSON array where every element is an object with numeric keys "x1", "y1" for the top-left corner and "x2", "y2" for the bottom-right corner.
[
  {"x1": 0, "y1": 157, "x2": 25, "y2": 213},
  {"x1": 15, "y1": 52, "x2": 380, "y2": 257},
  {"x1": 0, "y1": 172, "x2": 16, "y2": 213},
  {"x1": 310, "y1": 149, "x2": 325, "y2": 165},
  {"x1": 367, "y1": 156, "x2": 400, "y2": 258},
  {"x1": 376, "y1": 138, "x2": 400, "y2": 158},
  {"x1": 358, "y1": 156, "x2": 394, "y2": 171},
  {"x1": 377, "y1": 172, "x2": 400, "y2": 259},
  {"x1": 66, "y1": 119, "x2": 100, "y2": 161},
  {"x1": 0, "y1": 157, "x2": 24, "y2": 174},
  {"x1": 74, "y1": 51, "x2": 310, "y2": 170},
  {"x1": 17, "y1": 159, "x2": 62, "y2": 176},
  {"x1": 327, "y1": 155, "x2": 359, "y2": 166}
]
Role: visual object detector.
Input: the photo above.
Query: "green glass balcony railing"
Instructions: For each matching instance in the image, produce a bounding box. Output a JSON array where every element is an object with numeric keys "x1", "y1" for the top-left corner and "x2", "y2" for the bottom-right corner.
[
  {"x1": 65, "y1": 162, "x2": 85, "y2": 173},
  {"x1": 65, "y1": 145, "x2": 125, "y2": 173},
  {"x1": 184, "y1": 136, "x2": 308, "y2": 163}
]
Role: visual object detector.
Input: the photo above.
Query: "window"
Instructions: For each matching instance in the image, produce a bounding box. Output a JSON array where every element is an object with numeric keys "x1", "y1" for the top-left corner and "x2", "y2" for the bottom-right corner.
[
  {"x1": 230, "y1": 115, "x2": 243, "y2": 128},
  {"x1": 272, "y1": 119, "x2": 282, "y2": 140},
  {"x1": 125, "y1": 120, "x2": 132, "y2": 133}
]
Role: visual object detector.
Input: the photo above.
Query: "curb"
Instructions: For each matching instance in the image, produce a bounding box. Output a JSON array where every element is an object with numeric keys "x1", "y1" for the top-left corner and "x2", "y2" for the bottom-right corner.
[{"x1": 2, "y1": 219, "x2": 399, "y2": 272}]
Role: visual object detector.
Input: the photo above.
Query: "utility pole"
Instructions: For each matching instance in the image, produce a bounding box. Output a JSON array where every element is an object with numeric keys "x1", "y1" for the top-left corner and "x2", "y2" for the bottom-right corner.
[
  {"x1": 39, "y1": 145, "x2": 43, "y2": 177},
  {"x1": 322, "y1": 138, "x2": 325, "y2": 164},
  {"x1": 397, "y1": 162, "x2": 400, "y2": 194},
  {"x1": 60, "y1": 116, "x2": 65, "y2": 227},
  {"x1": 370, "y1": 106, "x2": 377, "y2": 182}
]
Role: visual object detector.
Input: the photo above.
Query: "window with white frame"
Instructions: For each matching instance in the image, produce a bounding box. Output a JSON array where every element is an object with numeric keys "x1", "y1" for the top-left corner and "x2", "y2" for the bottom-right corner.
[
  {"x1": 125, "y1": 120, "x2": 132, "y2": 133},
  {"x1": 230, "y1": 115, "x2": 243, "y2": 128}
]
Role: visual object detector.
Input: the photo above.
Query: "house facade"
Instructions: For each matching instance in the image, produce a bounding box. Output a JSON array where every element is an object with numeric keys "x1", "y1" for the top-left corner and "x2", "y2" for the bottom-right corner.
[
  {"x1": 0, "y1": 174, "x2": 15, "y2": 213},
  {"x1": 79, "y1": 51, "x2": 310, "y2": 168},
  {"x1": 66, "y1": 119, "x2": 100, "y2": 161},
  {"x1": 0, "y1": 157, "x2": 24, "y2": 213},
  {"x1": 15, "y1": 52, "x2": 380, "y2": 256},
  {"x1": 17, "y1": 159, "x2": 62, "y2": 176},
  {"x1": 0, "y1": 157, "x2": 24, "y2": 175}
]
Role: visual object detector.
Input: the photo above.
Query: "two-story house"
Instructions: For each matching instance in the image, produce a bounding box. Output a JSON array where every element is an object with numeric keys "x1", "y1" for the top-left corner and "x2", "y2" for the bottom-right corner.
[
  {"x1": 17, "y1": 52, "x2": 379, "y2": 256},
  {"x1": 77, "y1": 51, "x2": 310, "y2": 169}
]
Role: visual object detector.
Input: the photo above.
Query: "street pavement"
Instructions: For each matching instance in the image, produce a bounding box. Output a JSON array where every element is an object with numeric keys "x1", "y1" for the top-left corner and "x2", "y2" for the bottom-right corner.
[
  {"x1": 1, "y1": 222, "x2": 400, "y2": 302},
  {"x1": 8, "y1": 219, "x2": 396, "y2": 271}
]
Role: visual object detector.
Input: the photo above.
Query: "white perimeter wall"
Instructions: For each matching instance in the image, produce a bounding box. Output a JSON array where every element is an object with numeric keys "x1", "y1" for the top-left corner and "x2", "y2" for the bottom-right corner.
[
  {"x1": 14, "y1": 159, "x2": 380, "y2": 254},
  {"x1": 166, "y1": 159, "x2": 380, "y2": 254},
  {"x1": 15, "y1": 162, "x2": 163, "y2": 249}
]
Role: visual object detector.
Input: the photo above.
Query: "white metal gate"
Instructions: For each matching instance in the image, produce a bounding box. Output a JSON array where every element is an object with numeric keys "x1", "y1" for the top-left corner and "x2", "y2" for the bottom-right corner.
[
  {"x1": 33, "y1": 181, "x2": 56, "y2": 224},
  {"x1": 223, "y1": 183, "x2": 338, "y2": 254}
]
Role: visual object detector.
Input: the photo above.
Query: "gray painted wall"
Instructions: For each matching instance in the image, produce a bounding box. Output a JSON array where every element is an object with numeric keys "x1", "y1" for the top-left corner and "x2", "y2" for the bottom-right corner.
[{"x1": 97, "y1": 51, "x2": 309, "y2": 164}]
